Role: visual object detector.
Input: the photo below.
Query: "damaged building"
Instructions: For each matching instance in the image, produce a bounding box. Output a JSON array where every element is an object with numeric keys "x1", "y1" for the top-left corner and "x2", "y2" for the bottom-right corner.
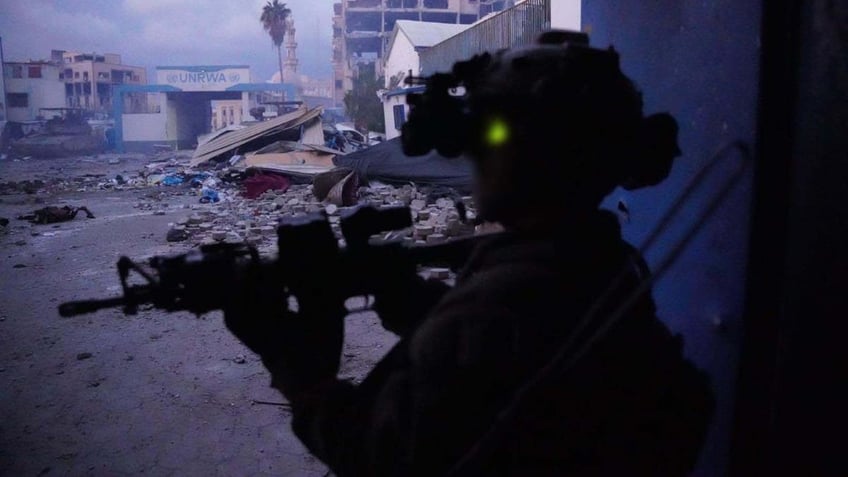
[
  {"x1": 114, "y1": 65, "x2": 299, "y2": 153},
  {"x1": 2, "y1": 60, "x2": 66, "y2": 122},
  {"x1": 55, "y1": 50, "x2": 147, "y2": 115},
  {"x1": 1, "y1": 49, "x2": 147, "y2": 122},
  {"x1": 331, "y1": 0, "x2": 513, "y2": 106}
]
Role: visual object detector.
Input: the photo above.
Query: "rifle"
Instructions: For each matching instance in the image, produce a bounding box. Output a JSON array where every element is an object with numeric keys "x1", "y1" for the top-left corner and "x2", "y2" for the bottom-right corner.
[{"x1": 58, "y1": 206, "x2": 479, "y2": 318}]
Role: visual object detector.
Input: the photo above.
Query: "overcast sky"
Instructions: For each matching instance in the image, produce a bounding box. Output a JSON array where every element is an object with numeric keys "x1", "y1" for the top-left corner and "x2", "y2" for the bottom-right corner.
[{"x1": 0, "y1": 0, "x2": 335, "y2": 82}]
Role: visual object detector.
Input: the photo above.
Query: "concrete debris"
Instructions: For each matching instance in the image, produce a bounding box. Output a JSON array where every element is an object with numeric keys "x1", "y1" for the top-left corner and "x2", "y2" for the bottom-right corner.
[
  {"x1": 410, "y1": 199, "x2": 427, "y2": 211},
  {"x1": 414, "y1": 225, "x2": 435, "y2": 238},
  {"x1": 153, "y1": 178, "x2": 479, "y2": 251},
  {"x1": 166, "y1": 227, "x2": 189, "y2": 242},
  {"x1": 425, "y1": 233, "x2": 446, "y2": 245},
  {"x1": 0, "y1": 147, "x2": 480, "y2": 266}
]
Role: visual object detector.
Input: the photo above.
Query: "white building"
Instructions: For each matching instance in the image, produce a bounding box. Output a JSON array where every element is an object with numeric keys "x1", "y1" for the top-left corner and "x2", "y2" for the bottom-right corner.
[
  {"x1": 332, "y1": 0, "x2": 510, "y2": 107},
  {"x1": 379, "y1": 20, "x2": 469, "y2": 139},
  {"x1": 3, "y1": 61, "x2": 66, "y2": 122},
  {"x1": 116, "y1": 65, "x2": 301, "y2": 152},
  {"x1": 380, "y1": 0, "x2": 582, "y2": 139},
  {"x1": 120, "y1": 65, "x2": 254, "y2": 151}
]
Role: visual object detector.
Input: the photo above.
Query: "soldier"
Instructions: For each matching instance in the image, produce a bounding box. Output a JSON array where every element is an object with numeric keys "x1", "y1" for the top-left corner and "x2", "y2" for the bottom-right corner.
[{"x1": 225, "y1": 31, "x2": 714, "y2": 476}]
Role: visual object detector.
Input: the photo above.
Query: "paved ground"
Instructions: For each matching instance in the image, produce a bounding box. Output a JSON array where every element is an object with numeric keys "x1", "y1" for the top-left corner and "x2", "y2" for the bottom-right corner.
[{"x1": 0, "y1": 155, "x2": 398, "y2": 476}]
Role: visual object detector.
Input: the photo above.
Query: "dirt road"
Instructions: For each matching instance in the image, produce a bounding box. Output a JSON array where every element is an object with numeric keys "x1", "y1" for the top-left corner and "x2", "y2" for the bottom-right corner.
[{"x1": 0, "y1": 155, "x2": 397, "y2": 476}]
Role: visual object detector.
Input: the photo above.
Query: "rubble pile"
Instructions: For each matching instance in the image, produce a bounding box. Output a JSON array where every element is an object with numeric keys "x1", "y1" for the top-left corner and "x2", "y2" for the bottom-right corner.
[
  {"x1": 164, "y1": 182, "x2": 478, "y2": 252},
  {"x1": 358, "y1": 184, "x2": 477, "y2": 245},
  {"x1": 0, "y1": 152, "x2": 200, "y2": 195}
]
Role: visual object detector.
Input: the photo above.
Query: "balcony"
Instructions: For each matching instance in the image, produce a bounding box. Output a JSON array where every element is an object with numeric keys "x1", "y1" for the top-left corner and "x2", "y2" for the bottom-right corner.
[{"x1": 419, "y1": 0, "x2": 550, "y2": 75}]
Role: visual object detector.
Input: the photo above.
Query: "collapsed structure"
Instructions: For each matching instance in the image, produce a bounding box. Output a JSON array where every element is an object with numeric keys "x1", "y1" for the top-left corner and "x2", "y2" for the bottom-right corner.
[{"x1": 190, "y1": 105, "x2": 471, "y2": 194}]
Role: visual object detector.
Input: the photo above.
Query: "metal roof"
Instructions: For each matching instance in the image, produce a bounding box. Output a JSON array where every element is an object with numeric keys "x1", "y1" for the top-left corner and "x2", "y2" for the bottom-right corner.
[
  {"x1": 191, "y1": 106, "x2": 324, "y2": 165},
  {"x1": 394, "y1": 20, "x2": 470, "y2": 48},
  {"x1": 385, "y1": 21, "x2": 471, "y2": 70}
]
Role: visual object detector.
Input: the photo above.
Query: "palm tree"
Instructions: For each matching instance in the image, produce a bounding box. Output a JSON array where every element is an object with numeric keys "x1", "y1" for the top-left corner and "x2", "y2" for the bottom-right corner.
[{"x1": 260, "y1": 0, "x2": 291, "y2": 85}]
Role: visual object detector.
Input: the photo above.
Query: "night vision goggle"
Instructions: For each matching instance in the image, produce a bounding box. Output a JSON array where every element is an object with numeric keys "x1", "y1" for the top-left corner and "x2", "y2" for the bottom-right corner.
[{"x1": 400, "y1": 31, "x2": 622, "y2": 158}]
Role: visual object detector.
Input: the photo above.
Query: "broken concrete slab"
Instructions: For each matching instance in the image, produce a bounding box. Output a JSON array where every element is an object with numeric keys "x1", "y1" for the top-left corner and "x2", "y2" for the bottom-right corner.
[{"x1": 191, "y1": 107, "x2": 324, "y2": 166}]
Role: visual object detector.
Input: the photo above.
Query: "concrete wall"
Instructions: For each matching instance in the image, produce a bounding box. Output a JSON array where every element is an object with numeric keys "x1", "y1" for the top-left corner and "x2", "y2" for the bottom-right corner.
[
  {"x1": 122, "y1": 112, "x2": 167, "y2": 142},
  {"x1": 165, "y1": 96, "x2": 178, "y2": 143},
  {"x1": 384, "y1": 31, "x2": 419, "y2": 88},
  {"x1": 383, "y1": 27, "x2": 421, "y2": 138},
  {"x1": 382, "y1": 93, "x2": 408, "y2": 139},
  {"x1": 582, "y1": 1, "x2": 761, "y2": 474},
  {"x1": 551, "y1": 0, "x2": 581, "y2": 31},
  {"x1": 123, "y1": 93, "x2": 169, "y2": 151},
  {"x1": 4, "y1": 64, "x2": 66, "y2": 121},
  {"x1": 126, "y1": 92, "x2": 212, "y2": 151}
]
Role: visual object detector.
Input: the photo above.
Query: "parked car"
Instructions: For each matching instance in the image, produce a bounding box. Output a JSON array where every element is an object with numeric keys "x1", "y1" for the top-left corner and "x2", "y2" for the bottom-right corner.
[{"x1": 335, "y1": 124, "x2": 383, "y2": 148}]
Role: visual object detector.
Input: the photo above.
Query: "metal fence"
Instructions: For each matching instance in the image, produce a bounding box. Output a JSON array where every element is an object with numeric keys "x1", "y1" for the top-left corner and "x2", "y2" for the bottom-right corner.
[{"x1": 419, "y1": 0, "x2": 550, "y2": 75}]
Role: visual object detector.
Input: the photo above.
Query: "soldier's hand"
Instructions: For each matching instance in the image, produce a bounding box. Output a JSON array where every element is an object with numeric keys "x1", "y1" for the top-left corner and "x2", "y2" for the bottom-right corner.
[
  {"x1": 264, "y1": 294, "x2": 346, "y2": 400},
  {"x1": 221, "y1": 263, "x2": 289, "y2": 361},
  {"x1": 222, "y1": 265, "x2": 346, "y2": 400},
  {"x1": 373, "y1": 272, "x2": 450, "y2": 336}
]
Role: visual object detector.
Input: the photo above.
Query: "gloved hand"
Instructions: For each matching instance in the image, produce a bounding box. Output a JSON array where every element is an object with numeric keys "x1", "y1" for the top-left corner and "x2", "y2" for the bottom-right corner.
[
  {"x1": 373, "y1": 269, "x2": 450, "y2": 336},
  {"x1": 223, "y1": 264, "x2": 346, "y2": 401}
]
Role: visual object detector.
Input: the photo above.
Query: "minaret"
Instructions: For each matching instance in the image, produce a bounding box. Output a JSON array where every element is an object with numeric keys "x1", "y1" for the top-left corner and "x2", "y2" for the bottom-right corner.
[{"x1": 283, "y1": 15, "x2": 299, "y2": 87}]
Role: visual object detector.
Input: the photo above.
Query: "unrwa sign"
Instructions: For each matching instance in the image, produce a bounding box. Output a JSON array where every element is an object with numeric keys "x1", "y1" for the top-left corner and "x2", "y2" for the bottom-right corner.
[{"x1": 157, "y1": 66, "x2": 248, "y2": 91}]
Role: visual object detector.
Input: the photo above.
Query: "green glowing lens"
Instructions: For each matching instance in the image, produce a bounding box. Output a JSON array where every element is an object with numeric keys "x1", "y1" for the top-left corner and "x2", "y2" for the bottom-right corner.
[{"x1": 485, "y1": 118, "x2": 510, "y2": 147}]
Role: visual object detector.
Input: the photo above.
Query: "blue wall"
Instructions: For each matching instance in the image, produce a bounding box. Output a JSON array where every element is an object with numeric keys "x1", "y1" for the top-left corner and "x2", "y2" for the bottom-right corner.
[{"x1": 583, "y1": 1, "x2": 761, "y2": 474}]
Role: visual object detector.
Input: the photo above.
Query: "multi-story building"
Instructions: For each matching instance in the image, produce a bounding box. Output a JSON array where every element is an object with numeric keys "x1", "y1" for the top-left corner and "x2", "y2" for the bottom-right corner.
[
  {"x1": 2, "y1": 60, "x2": 66, "y2": 122},
  {"x1": 331, "y1": 0, "x2": 511, "y2": 106},
  {"x1": 55, "y1": 50, "x2": 146, "y2": 114}
]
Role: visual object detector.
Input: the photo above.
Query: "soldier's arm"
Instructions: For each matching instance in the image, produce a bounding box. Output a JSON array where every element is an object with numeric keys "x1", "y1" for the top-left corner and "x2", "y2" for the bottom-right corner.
[{"x1": 280, "y1": 264, "x2": 548, "y2": 476}]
